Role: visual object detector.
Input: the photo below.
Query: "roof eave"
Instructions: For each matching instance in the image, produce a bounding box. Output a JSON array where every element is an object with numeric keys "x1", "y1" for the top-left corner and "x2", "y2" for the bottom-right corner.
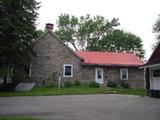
[{"x1": 80, "y1": 63, "x2": 143, "y2": 67}]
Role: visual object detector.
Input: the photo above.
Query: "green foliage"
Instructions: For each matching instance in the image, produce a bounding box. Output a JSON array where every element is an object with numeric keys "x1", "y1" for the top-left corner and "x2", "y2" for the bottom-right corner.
[
  {"x1": 99, "y1": 29, "x2": 145, "y2": 58},
  {"x1": 120, "y1": 82, "x2": 130, "y2": 89},
  {"x1": 36, "y1": 29, "x2": 44, "y2": 37},
  {"x1": 107, "y1": 81, "x2": 117, "y2": 88},
  {"x1": 55, "y1": 14, "x2": 145, "y2": 58},
  {"x1": 74, "y1": 80, "x2": 81, "y2": 86},
  {"x1": 0, "y1": 0, "x2": 40, "y2": 81},
  {"x1": 89, "y1": 82, "x2": 100, "y2": 88},
  {"x1": 46, "y1": 72, "x2": 59, "y2": 87},
  {"x1": 0, "y1": 116, "x2": 40, "y2": 120},
  {"x1": 55, "y1": 14, "x2": 119, "y2": 51},
  {"x1": 153, "y1": 15, "x2": 160, "y2": 48},
  {"x1": 12, "y1": 70, "x2": 31, "y2": 83},
  {"x1": 46, "y1": 79, "x2": 55, "y2": 88},
  {"x1": 64, "y1": 81, "x2": 73, "y2": 87},
  {"x1": 0, "y1": 67, "x2": 10, "y2": 76}
]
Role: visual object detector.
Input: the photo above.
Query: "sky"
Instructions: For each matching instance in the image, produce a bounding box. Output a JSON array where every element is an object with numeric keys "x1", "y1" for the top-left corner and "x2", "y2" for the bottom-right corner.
[{"x1": 36, "y1": 0, "x2": 160, "y2": 59}]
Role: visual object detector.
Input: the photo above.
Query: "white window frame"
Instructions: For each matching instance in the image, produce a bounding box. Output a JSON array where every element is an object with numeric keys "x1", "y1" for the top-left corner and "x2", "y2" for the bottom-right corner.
[
  {"x1": 120, "y1": 69, "x2": 128, "y2": 80},
  {"x1": 63, "y1": 64, "x2": 73, "y2": 77}
]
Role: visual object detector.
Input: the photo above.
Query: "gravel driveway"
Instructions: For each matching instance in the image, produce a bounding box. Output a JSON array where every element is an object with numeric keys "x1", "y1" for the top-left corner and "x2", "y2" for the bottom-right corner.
[{"x1": 0, "y1": 94, "x2": 160, "y2": 120}]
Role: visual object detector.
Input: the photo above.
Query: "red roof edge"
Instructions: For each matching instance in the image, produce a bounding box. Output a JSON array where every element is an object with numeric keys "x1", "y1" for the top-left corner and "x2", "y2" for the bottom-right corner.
[{"x1": 80, "y1": 62, "x2": 142, "y2": 67}]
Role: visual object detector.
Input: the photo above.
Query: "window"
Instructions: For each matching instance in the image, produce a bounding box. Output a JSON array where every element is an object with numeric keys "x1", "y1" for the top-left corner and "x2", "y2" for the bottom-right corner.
[
  {"x1": 63, "y1": 64, "x2": 73, "y2": 77},
  {"x1": 120, "y1": 69, "x2": 128, "y2": 80},
  {"x1": 153, "y1": 69, "x2": 160, "y2": 77}
]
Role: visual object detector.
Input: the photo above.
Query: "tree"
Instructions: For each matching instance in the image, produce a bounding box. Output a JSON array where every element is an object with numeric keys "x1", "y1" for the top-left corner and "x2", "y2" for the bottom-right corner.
[
  {"x1": 55, "y1": 14, "x2": 119, "y2": 51},
  {"x1": 98, "y1": 30, "x2": 145, "y2": 58},
  {"x1": 153, "y1": 15, "x2": 160, "y2": 48},
  {"x1": 36, "y1": 29, "x2": 44, "y2": 37},
  {"x1": 55, "y1": 14, "x2": 145, "y2": 58},
  {"x1": 0, "y1": 0, "x2": 40, "y2": 83}
]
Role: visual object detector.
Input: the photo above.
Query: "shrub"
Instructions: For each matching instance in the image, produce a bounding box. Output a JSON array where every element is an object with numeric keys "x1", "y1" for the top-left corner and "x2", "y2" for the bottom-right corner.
[
  {"x1": 74, "y1": 80, "x2": 81, "y2": 86},
  {"x1": 46, "y1": 79, "x2": 55, "y2": 88},
  {"x1": 121, "y1": 82, "x2": 130, "y2": 89},
  {"x1": 107, "y1": 81, "x2": 117, "y2": 88},
  {"x1": 89, "y1": 82, "x2": 100, "y2": 88},
  {"x1": 64, "y1": 81, "x2": 73, "y2": 87},
  {"x1": 13, "y1": 70, "x2": 31, "y2": 83},
  {"x1": 46, "y1": 72, "x2": 59, "y2": 87}
]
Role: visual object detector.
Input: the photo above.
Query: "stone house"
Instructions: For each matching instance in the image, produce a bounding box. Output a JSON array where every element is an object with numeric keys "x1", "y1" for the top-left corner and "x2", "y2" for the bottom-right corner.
[
  {"x1": 31, "y1": 23, "x2": 144, "y2": 88},
  {"x1": 143, "y1": 42, "x2": 160, "y2": 97}
]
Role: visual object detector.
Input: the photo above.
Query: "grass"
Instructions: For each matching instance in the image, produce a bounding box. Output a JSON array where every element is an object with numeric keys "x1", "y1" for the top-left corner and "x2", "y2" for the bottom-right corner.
[
  {"x1": 0, "y1": 86, "x2": 147, "y2": 97},
  {"x1": 111, "y1": 87, "x2": 147, "y2": 96},
  {"x1": 0, "y1": 116, "x2": 40, "y2": 120}
]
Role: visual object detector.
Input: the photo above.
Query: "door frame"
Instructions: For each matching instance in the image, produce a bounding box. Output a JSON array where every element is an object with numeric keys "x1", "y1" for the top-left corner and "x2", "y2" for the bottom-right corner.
[
  {"x1": 150, "y1": 66, "x2": 160, "y2": 90},
  {"x1": 95, "y1": 68, "x2": 104, "y2": 84}
]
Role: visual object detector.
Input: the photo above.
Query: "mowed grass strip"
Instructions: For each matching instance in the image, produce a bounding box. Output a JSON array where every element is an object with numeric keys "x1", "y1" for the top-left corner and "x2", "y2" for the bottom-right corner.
[
  {"x1": 0, "y1": 86, "x2": 146, "y2": 97},
  {"x1": 0, "y1": 116, "x2": 40, "y2": 120}
]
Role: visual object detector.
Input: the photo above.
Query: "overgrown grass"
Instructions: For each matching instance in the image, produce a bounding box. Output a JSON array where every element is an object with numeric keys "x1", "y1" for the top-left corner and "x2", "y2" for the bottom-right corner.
[
  {"x1": 0, "y1": 116, "x2": 40, "y2": 120},
  {"x1": 0, "y1": 86, "x2": 147, "y2": 97}
]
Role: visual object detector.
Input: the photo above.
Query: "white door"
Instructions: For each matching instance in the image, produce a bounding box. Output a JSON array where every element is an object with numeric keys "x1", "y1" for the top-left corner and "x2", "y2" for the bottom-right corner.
[
  {"x1": 95, "y1": 68, "x2": 104, "y2": 84},
  {"x1": 150, "y1": 68, "x2": 160, "y2": 90}
]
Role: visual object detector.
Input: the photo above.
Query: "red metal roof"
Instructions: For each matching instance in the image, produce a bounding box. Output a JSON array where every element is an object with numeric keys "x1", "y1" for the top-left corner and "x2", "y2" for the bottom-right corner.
[{"x1": 75, "y1": 51, "x2": 143, "y2": 66}]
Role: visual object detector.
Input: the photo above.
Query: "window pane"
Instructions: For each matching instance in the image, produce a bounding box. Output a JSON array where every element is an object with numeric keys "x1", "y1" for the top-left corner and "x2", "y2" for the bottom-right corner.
[
  {"x1": 122, "y1": 74, "x2": 127, "y2": 79},
  {"x1": 121, "y1": 69, "x2": 127, "y2": 79},
  {"x1": 97, "y1": 70, "x2": 101, "y2": 79},
  {"x1": 153, "y1": 69, "x2": 160, "y2": 77},
  {"x1": 65, "y1": 66, "x2": 71, "y2": 76}
]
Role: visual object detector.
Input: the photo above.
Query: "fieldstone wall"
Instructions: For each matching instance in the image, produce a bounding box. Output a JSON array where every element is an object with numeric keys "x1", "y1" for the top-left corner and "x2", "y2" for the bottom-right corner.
[
  {"x1": 127, "y1": 68, "x2": 144, "y2": 88},
  {"x1": 31, "y1": 32, "x2": 82, "y2": 85},
  {"x1": 81, "y1": 66, "x2": 144, "y2": 88}
]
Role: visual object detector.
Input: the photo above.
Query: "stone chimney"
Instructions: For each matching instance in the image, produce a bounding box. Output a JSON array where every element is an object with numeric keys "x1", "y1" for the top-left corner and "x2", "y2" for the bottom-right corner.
[{"x1": 45, "y1": 23, "x2": 54, "y2": 32}]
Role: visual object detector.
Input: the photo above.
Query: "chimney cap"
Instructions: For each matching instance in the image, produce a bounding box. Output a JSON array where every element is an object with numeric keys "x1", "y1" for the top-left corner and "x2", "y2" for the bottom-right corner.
[{"x1": 45, "y1": 23, "x2": 54, "y2": 31}]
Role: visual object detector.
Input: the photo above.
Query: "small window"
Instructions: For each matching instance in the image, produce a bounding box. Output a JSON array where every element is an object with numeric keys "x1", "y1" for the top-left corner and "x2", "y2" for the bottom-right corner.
[
  {"x1": 120, "y1": 69, "x2": 128, "y2": 80},
  {"x1": 153, "y1": 69, "x2": 160, "y2": 77},
  {"x1": 63, "y1": 64, "x2": 73, "y2": 77}
]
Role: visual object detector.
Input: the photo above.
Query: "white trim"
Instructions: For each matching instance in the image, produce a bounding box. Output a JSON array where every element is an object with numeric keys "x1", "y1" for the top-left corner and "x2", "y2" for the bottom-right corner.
[
  {"x1": 63, "y1": 64, "x2": 73, "y2": 77},
  {"x1": 95, "y1": 68, "x2": 104, "y2": 84},
  {"x1": 120, "y1": 69, "x2": 128, "y2": 80}
]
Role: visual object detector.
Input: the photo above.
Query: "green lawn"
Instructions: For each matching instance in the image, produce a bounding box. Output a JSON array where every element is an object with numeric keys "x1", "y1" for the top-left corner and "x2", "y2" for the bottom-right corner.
[
  {"x1": 0, "y1": 117, "x2": 40, "y2": 120},
  {"x1": 0, "y1": 86, "x2": 147, "y2": 97}
]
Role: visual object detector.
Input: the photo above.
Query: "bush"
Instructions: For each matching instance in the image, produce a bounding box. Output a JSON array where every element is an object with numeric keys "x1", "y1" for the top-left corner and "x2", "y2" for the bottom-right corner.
[
  {"x1": 89, "y1": 82, "x2": 100, "y2": 88},
  {"x1": 46, "y1": 72, "x2": 59, "y2": 87},
  {"x1": 46, "y1": 79, "x2": 55, "y2": 88},
  {"x1": 74, "y1": 80, "x2": 81, "y2": 86},
  {"x1": 107, "y1": 81, "x2": 117, "y2": 88},
  {"x1": 64, "y1": 81, "x2": 73, "y2": 87},
  {"x1": 121, "y1": 82, "x2": 130, "y2": 89},
  {"x1": 13, "y1": 70, "x2": 31, "y2": 83}
]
